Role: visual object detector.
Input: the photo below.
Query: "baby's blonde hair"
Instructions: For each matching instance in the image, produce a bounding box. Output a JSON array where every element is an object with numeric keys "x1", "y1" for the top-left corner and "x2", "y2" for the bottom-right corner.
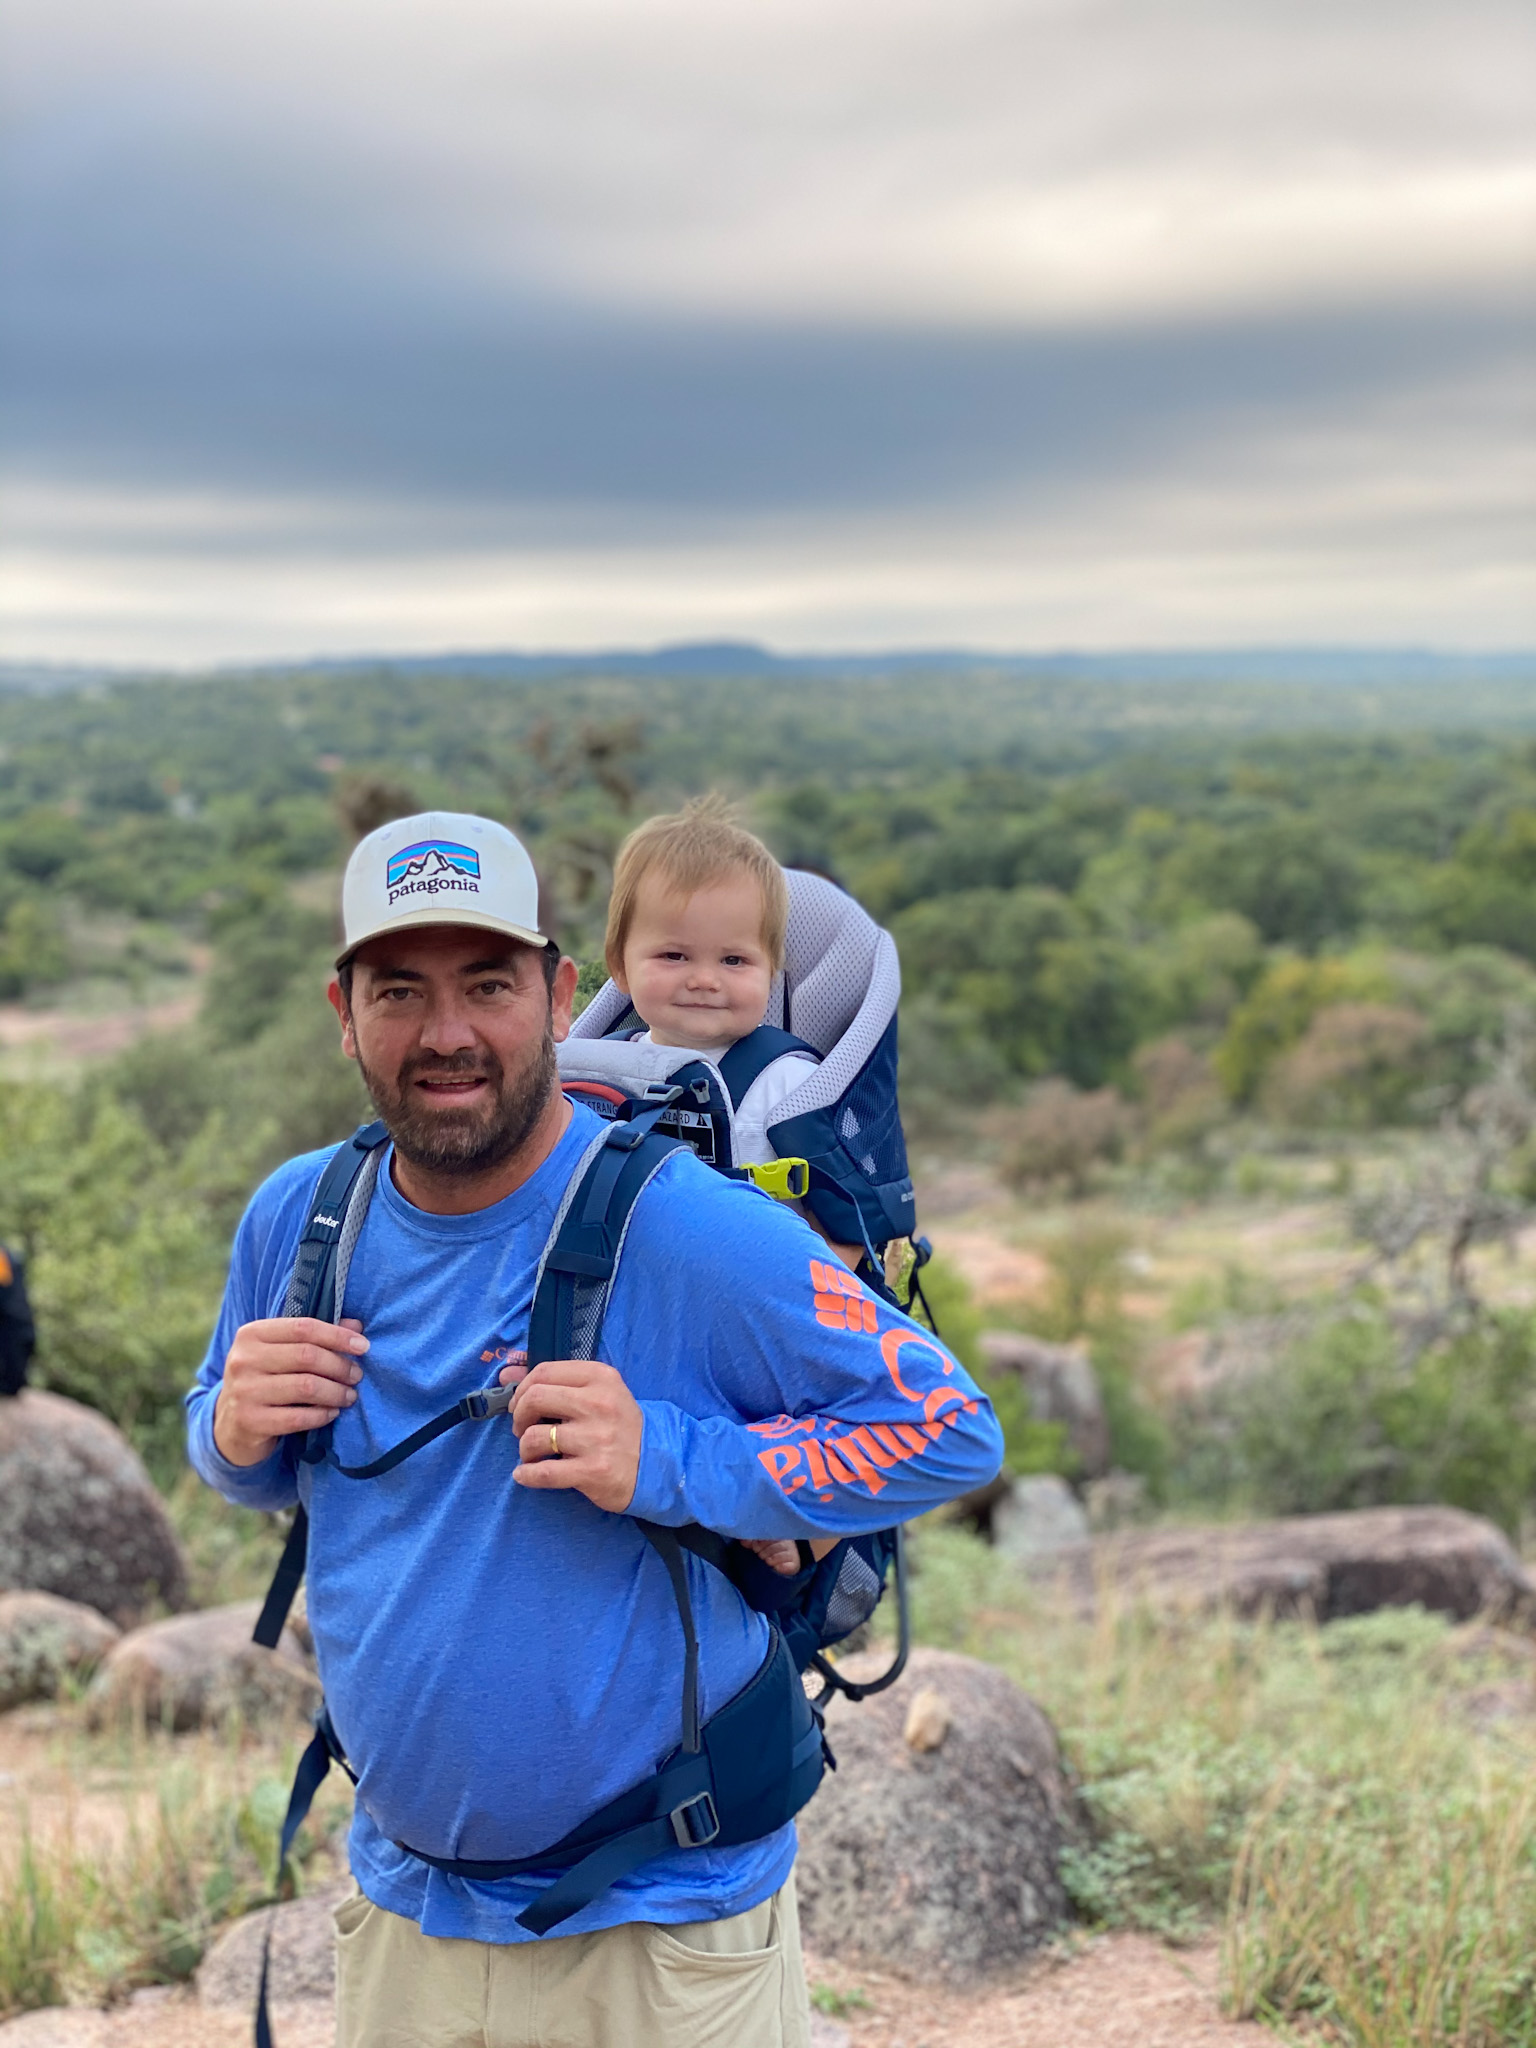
[{"x1": 605, "y1": 795, "x2": 788, "y2": 980}]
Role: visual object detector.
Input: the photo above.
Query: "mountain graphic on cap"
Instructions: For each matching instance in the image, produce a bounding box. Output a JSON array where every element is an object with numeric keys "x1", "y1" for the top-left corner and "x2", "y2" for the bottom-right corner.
[
  {"x1": 398, "y1": 846, "x2": 471, "y2": 880},
  {"x1": 385, "y1": 837, "x2": 481, "y2": 890}
]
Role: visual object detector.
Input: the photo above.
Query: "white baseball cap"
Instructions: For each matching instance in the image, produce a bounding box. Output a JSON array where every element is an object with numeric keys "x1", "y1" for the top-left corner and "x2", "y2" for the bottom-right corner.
[{"x1": 337, "y1": 811, "x2": 550, "y2": 967}]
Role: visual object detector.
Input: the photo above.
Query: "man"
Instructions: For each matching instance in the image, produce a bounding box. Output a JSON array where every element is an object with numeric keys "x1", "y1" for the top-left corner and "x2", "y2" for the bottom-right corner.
[{"x1": 187, "y1": 810, "x2": 1003, "y2": 2048}]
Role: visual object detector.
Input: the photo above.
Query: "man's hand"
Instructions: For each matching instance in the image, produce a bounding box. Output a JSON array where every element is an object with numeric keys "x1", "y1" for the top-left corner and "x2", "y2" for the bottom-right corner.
[
  {"x1": 213, "y1": 1316, "x2": 369, "y2": 1468},
  {"x1": 504, "y1": 1358, "x2": 641, "y2": 1513}
]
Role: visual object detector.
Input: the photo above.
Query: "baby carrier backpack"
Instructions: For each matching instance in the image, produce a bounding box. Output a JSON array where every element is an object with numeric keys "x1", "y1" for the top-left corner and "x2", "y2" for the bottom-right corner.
[{"x1": 249, "y1": 872, "x2": 924, "y2": 2044}]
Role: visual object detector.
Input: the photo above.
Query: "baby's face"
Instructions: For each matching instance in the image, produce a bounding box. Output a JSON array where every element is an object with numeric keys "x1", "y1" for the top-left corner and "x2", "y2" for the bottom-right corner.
[{"x1": 618, "y1": 871, "x2": 774, "y2": 1052}]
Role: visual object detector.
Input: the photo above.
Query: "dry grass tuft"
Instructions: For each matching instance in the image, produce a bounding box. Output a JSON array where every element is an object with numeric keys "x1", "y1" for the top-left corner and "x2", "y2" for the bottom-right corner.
[{"x1": 0, "y1": 1713, "x2": 351, "y2": 2017}]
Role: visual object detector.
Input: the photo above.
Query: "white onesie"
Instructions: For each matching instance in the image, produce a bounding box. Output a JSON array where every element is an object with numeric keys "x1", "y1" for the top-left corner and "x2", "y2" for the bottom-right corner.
[{"x1": 639, "y1": 1031, "x2": 820, "y2": 1167}]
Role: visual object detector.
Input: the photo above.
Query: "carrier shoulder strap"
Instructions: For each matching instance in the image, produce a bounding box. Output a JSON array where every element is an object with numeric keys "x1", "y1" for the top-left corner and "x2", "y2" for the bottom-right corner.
[
  {"x1": 716, "y1": 1025, "x2": 818, "y2": 1111},
  {"x1": 527, "y1": 1113, "x2": 690, "y2": 1368},
  {"x1": 252, "y1": 1121, "x2": 389, "y2": 1652},
  {"x1": 281, "y1": 1121, "x2": 390, "y2": 1325}
]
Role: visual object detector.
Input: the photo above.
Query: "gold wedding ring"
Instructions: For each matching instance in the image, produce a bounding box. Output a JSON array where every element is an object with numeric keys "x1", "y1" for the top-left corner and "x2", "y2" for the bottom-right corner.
[{"x1": 549, "y1": 1423, "x2": 560, "y2": 1458}]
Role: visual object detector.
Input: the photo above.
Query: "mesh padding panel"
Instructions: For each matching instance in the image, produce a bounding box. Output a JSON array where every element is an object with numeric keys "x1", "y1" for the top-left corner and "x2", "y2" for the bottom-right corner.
[
  {"x1": 568, "y1": 1280, "x2": 607, "y2": 1361},
  {"x1": 281, "y1": 1242, "x2": 323, "y2": 1319},
  {"x1": 833, "y1": 1023, "x2": 909, "y2": 1185},
  {"x1": 822, "y1": 1547, "x2": 882, "y2": 1643}
]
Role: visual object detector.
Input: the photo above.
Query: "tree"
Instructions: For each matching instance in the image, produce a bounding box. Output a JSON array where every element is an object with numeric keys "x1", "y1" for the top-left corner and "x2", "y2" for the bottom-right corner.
[
  {"x1": 1215, "y1": 956, "x2": 1389, "y2": 1104},
  {"x1": 0, "y1": 896, "x2": 71, "y2": 998},
  {"x1": 1165, "y1": 815, "x2": 1361, "y2": 947},
  {"x1": 0, "y1": 1084, "x2": 225, "y2": 1473}
]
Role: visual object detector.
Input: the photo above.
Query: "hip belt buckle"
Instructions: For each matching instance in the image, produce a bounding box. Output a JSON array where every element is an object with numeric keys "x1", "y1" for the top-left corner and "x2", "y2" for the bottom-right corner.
[{"x1": 670, "y1": 1792, "x2": 721, "y2": 1848}]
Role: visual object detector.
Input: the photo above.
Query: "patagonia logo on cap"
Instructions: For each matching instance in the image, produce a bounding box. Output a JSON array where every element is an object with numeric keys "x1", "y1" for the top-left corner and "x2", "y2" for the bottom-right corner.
[{"x1": 385, "y1": 838, "x2": 482, "y2": 905}]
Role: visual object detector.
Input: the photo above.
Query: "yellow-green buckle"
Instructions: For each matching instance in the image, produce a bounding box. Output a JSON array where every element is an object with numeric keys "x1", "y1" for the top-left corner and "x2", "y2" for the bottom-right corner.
[{"x1": 743, "y1": 1158, "x2": 810, "y2": 1201}]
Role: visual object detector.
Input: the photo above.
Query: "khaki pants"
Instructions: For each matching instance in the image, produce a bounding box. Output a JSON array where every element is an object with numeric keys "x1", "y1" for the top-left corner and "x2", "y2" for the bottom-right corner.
[{"x1": 333, "y1": 1875, "x2": 811, "y2": 2048}]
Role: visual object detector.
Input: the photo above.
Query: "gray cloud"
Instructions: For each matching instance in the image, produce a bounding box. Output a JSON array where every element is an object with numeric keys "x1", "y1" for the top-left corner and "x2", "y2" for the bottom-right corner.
[{"x1": 1, "y1": 0, "x2": 1532, "y2": 659}]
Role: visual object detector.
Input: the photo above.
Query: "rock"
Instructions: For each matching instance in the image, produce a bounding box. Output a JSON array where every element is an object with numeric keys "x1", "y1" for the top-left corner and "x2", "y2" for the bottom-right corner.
[
  {"x1": 0, "y1": 1590, "x2": 120, "y2": 1710},
  {"x1": 1035, "y1": 1506, "x2": 1536, "y2": 1626},
  {"x1": 808, "y1": 2019, "x2": 851, "y2": 2048},
  {"x1": 1084, "y1": 1469, "x2": 1150, "y2": 1533},
  {"x1": 795, "y1": 1646, "x2": 1073, "y2": 1985},
  {"x1": 978, "y1": 1330, "x2": 1110, "y2": 1478},
  {"x1": 88, "y1": 1600, "x2": 319, "y2": 1732},
  {"x1": 0, "y1": 1390, "x2": 188, "y2": 1627},
  {"x1": 197, "y1": 1881, "x2": 350, "y2": 2008},
  {"x1": 902, "y1": 1686, "x2": 951, "y2": 1752},
  {"x1": 991, "y1": 1474, "x2": 1090, "y2": 1564}
]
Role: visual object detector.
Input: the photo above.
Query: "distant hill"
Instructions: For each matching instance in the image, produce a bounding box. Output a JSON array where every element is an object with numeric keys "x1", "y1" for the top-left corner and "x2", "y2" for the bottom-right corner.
[
  {"x1": 244, "y1": 644, "x2": 1536, "y2": 689},
  {"x1": 0, "y1": 661, "x2": 133, "y2": 696},
  {"x1": 5, "y1": 644, "x2": 1535, "y2": 698}
]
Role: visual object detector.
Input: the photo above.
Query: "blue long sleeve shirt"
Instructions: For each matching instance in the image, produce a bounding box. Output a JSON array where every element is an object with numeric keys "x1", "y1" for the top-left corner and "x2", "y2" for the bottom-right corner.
[{"x1": 186, "y1": 1103, "x2": 1003, "y2": 1941}]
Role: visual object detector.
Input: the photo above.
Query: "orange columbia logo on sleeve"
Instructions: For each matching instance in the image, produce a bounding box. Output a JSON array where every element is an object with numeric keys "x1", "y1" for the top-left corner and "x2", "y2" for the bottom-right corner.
[{"x1": 810, "y1": 1259, "x2": 878, "y2": 1334}]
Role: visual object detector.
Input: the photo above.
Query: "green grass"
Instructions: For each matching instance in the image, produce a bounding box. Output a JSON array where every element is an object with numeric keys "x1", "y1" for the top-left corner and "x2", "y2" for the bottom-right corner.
[
  {"x1": 882, "y1": 1523, "x2": 1536, "y2": 2046},
  {"x1": 809, "y1": 1983, "x2": 873, "y2": 2018}
]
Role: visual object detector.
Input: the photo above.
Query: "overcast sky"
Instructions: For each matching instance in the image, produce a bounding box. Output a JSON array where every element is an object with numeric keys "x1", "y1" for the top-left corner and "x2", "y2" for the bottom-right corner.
[{"x1": 2, "y1": 0, "x2": 1532, "y2": 664}]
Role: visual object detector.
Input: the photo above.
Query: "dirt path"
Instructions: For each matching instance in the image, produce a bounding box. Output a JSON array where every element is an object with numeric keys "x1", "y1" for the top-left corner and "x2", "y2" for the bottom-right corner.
[
  {"x1": 0, "y1": 993, "x2": 199, "y2": 1066},
  {"x1": 808, "y1": 1934, "x2": 1273, "y2": 2046}
]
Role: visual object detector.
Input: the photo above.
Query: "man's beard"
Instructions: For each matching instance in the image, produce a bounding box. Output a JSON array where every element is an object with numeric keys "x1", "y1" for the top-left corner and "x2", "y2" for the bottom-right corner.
[{"x1": 356, "y1": 1025, "x2": 558, "y2": 1179}]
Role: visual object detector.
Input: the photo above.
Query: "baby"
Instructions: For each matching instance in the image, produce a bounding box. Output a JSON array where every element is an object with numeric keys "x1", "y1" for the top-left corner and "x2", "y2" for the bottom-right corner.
[
  {"x1": 605, "y1": 796, "x2": 842, "y2": 1577},
  {"x1": 605, "y1": 795, "x2": 818, "y2": 1172}
]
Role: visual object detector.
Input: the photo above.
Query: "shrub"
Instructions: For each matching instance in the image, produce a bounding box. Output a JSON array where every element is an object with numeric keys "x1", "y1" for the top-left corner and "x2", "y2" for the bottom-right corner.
[
  {"x1": 1011, "y1": 1222, "x2": 1170, "y2": 1489},
  {"x1": 201, "y1": 890, "x2": 335, "y2": 1047},
  {"x1": 1178, "y1": 1305, "x2": 1536, "y2": 1534},
  {"x1": 897, "y1": 1521, "x2": 1013, "y2": 1648},
  {"x1": 1005, "y1": 1080, "x2": 1127, "y2": 1196},
  {"x1": 1263, "y1": 1002, "x2": 1431, "y2": 1128},
  {"x1": 1386, "y1": 945, "x2": 1536, "y2": 1092},
  {"x1": 889, "y1": 887, "x2": 1145, "y2": 1086},
  {"x1": 1215, "y1": 955, "x2": 1393, "y2": 1104},
  {"x1": 1132, "y1": 1036, "x2": 1226, "y2": 1153},
  {"x1": 572, "y1": 958, "x2": 608, "y2": 1015},
  {"x1": 0, "y1": 1083, "x2": 225, "y2": 1474}
]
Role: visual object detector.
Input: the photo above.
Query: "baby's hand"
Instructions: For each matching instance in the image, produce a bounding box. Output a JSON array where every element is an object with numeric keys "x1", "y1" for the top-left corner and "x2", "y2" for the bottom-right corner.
[{"x1": 741, "y1": 1537, "x2": 804, "y2": 1578}]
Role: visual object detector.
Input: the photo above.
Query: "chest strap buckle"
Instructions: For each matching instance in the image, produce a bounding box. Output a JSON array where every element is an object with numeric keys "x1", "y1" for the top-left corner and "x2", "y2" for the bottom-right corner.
[{"x1": 461, "y1": 1385, "x2": 514, "y2": 1422}]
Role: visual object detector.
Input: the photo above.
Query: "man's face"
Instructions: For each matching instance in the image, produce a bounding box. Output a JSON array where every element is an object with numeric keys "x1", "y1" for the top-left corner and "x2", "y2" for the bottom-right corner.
[{"x1": 330, "y1": 927, "x2": 575, "y2": 1178}]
